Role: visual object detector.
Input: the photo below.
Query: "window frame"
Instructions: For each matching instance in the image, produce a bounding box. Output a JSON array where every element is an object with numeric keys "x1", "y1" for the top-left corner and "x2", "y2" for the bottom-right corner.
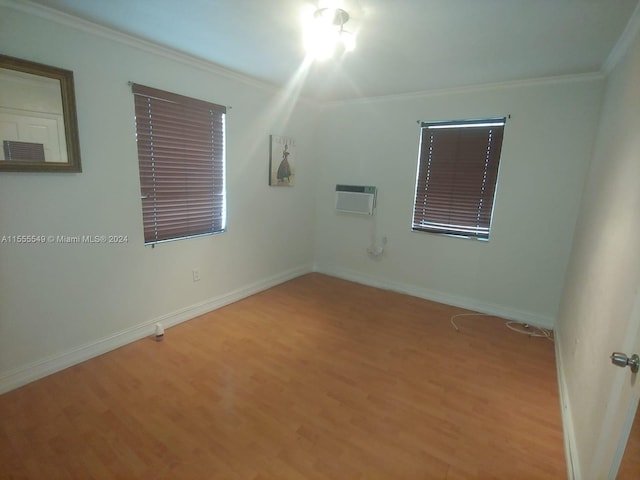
[
  {"x1": 411, "y1": 117, "x2": 506, "y2": 241},
  {"x1": 132, "y1": 83, "x2": 227, "y2": 245}
]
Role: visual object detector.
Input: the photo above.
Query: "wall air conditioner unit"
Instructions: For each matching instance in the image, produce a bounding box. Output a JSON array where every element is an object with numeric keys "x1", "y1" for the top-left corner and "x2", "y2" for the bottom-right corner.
[{"x1": 335, "y1": 185, "x2": 377, "y2": 215}]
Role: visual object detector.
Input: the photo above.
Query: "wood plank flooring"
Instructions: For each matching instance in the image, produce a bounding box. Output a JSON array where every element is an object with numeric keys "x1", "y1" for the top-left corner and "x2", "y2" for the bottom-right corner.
[
  {"x1": 0, "y1": 273, "x2": 566, "y2": 479},
  {"x1": 617, "y1": 406, "x2": 640, "y2": 478}
]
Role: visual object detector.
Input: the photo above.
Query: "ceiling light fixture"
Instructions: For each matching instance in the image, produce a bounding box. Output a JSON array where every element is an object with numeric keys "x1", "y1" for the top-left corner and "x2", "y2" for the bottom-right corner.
[{"x1": 304, "y1": 7, "x2": 356, "y2": 61}]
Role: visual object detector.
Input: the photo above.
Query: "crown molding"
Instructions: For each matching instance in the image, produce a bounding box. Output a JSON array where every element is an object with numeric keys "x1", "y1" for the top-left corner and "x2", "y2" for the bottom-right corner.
[
  {"x1": 602, "y1": 1, "x2": 640, "y2": 75},
  {"x1": 0, "y1": 0, "x2": 612, "y2": 109},
  {"x1": 321, "y1": 71, "x2": 605, "y2": 107},
  {"x1": 0, "y1": 0, "x2": 324, "y2": 106}
]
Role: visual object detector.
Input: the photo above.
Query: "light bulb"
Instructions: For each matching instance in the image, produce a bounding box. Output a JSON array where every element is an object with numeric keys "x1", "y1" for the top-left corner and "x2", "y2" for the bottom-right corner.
[
  {"x1": 340, "y1": 30, "x2": 355, "y2": 52},
  {"x1": 305, "y1": 14, "x2": 340, "y2": 60},
  {"x1": 305, "y1": 28, "x2": 339, "y2": 60},
  {"x1": 303, "y1": 7, "x2": 355, "y2": 60}
]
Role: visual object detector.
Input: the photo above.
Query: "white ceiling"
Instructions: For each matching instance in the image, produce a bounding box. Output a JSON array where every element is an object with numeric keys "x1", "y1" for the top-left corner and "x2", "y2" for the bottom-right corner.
[{"x1": 25, "y1": 0, "x2": 640, "y2": 101}]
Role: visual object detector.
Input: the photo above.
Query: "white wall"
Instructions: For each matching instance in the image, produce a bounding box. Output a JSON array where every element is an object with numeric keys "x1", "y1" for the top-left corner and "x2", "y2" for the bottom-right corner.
[
  {"x1": 556, "y1": 18, "x2": 640, "y2": 478},
  {"x1": 0, "y1": 6, "x2": 318, "y2": 391},
  {"x1": 0, "y1": 3, "x2": 613, "y2": 397},
  {"x1": 313, "y1": 79, "x2": 603, "y2": 327}
]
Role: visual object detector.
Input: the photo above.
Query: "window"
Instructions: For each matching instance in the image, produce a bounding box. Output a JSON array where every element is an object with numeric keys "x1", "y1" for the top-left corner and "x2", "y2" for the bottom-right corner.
[
  {"x1": 132, "y1": 84, "x2": 226, "y2": 244},
  {"x1": 412, "y1": 118, "x2": 505, "y2": 240}
]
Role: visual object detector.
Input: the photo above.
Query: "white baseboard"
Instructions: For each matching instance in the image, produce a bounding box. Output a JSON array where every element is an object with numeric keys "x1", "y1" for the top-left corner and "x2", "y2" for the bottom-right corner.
[
  {"x1": 555, "y1": 328, "x2": 581, "y2": 480},
  {"x1": 314, "y1": 265, "x2": 555, "y2": 329},
  {"x1": 0, "y1": 264, "x2": 312, "y2": 395},
  {"x1": 1, "y1": 263, "x2": 555, "y2": 395}
]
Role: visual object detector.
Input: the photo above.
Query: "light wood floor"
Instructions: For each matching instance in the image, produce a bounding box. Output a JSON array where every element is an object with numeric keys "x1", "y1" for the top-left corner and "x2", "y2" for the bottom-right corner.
[
  {"x1": 0, "y1": 273, "x2": 566, "y2": 479},
  {"x1": 618, "y1": 406, "x2": 640, "y2": 478}
]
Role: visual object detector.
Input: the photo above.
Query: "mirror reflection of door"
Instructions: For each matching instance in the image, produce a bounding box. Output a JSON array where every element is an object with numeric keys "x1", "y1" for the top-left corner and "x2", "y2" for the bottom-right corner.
[{"x1": 0, "y1": 68, "x2": 68, "y2": 163}]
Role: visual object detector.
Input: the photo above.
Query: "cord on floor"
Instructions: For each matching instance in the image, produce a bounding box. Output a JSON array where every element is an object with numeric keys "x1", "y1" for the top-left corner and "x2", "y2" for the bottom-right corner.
[{"x1": 450, "y1": 313, "x2": 554, "y2": 342}]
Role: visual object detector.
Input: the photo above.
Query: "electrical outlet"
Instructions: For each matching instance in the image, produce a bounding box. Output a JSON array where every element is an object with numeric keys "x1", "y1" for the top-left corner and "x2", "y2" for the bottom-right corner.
[{"x1": 192, "y1": 269, "x2": 200, "y2": 282}]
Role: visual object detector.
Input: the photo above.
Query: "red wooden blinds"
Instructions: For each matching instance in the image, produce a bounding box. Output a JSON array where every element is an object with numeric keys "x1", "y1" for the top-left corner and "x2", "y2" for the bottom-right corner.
[
  {"x1": 412, "y1": 119, "x2": 505, "y2": 240},
  {"x1": 132, "y1": 84, "x2": 226, "y2": 244}
]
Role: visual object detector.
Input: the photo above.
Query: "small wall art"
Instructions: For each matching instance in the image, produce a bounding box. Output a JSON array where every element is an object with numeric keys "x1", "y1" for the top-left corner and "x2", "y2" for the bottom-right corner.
[{"x1": 269, "y1": 134, "x2": 295, "y2": 186}]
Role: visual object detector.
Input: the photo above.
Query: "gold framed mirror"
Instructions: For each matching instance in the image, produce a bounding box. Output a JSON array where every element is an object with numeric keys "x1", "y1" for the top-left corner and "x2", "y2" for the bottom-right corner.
[{"x1": 0, "y1": 54, "x2": 81, "y2": 172}]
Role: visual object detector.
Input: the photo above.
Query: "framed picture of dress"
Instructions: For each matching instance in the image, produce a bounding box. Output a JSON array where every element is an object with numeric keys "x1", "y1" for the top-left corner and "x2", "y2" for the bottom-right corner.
[{"x1": 269, "y1": 134, "x2": 295, "y2": 186}]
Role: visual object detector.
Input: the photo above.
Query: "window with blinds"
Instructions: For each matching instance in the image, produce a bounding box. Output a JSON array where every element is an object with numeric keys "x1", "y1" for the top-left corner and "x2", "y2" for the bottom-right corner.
[
  {"x1": 132, "y1": 84, "x2": 226, "y2": 244},
  {"x1": 412, "y1": 118, "x2": 505, "y2": 240}
]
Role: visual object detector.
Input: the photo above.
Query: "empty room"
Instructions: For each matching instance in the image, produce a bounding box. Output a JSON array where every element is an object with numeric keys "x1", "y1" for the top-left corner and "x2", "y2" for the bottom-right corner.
[{"x1": 1, "y1": 0, "x2": 640, "y2": 478}]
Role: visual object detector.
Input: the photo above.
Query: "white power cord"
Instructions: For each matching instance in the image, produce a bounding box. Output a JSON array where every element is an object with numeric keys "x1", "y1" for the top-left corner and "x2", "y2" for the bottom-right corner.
[
  {"x1": 367, "y1": 236, "x2": 387, "y2": 257},
  {"x1": 450, "y1": 313, "x2": 554, "y2": 342}
]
